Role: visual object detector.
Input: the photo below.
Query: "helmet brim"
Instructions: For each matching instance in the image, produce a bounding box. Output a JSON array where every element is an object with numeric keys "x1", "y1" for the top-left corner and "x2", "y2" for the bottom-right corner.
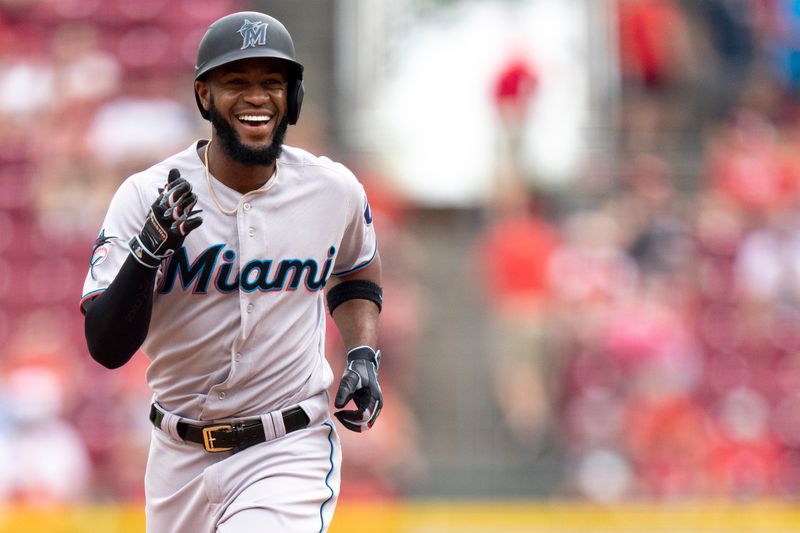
[{"x1": 195, "y1": 49, "x2": 303, "y2": 81}]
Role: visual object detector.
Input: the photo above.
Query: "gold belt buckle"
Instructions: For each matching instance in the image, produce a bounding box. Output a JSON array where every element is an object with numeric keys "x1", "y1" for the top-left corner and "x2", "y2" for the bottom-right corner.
[{"x1": 202, "y1": 425, "x2": 234, "y2": 452}]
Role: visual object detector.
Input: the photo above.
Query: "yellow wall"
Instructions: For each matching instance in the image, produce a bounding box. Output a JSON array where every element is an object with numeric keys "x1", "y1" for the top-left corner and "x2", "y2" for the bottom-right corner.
[{"x1": 1, "y1": 502, "x2": 799, "y2": 533}]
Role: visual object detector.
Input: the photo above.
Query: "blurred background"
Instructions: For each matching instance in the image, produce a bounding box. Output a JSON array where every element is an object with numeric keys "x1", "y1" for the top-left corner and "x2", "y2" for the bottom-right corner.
[{"x1": 2, "y1": 0, "x2": 800, "y2": 531}]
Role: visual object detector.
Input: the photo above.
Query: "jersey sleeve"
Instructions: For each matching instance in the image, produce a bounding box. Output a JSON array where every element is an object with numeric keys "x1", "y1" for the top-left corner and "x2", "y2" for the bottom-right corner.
[
  {"x1": 332, "y1": 183, "x2": 378, "y2": 276},
  {"x1": 80, "y1": 176, "x2": 151, "y2": 309}
]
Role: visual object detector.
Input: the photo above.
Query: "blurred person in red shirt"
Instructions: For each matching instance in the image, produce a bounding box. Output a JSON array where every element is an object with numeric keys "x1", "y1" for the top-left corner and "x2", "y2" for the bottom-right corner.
[
  {"x1": 618, "y1": 0, "x2": 688, "y2": 90},
  {"x1": 706, "y1": 108, "x2": 796, "y2": 213},
  {"x1": 625, "y1": 395, "x2": 709, "y2": 499},
  {"x1": 617, "y1": 0, "x2": 697, "y2": 150},
  {"x1": 705, "y1": 387, "x2": 784, "y2": 498},
  {"x1": 474, "y1": 188, "x2": 561, "y2": 446},
  {"x1": 479, "y1": 191, "x2": 558, "y2": 318}
]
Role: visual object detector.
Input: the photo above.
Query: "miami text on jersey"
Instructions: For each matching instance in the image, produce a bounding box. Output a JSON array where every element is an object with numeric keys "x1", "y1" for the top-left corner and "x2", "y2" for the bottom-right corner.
[{"x1": 158, "y1": 244, "x2": 336, "y2": 294}]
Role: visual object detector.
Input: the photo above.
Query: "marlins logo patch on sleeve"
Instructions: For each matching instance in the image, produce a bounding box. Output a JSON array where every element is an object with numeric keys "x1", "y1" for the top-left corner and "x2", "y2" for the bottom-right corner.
[{"x1": 90, "y1": 229, "x2": 117, "y2": 279}]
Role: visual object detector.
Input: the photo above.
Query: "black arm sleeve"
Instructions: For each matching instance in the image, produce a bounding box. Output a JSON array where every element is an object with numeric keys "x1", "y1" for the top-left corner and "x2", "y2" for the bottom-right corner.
[{"x1": 83, "y1": 254, "x2": 158, "y2": 369}]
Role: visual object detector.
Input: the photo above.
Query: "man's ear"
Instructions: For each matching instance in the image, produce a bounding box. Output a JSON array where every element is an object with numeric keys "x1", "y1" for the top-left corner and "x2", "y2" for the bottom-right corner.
[{"x1": 195, "y1": 80, "x2": 210, "y2": 112}]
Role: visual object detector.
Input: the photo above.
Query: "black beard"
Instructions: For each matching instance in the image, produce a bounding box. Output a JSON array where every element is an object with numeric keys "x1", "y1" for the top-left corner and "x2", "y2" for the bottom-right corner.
[{"x1": 208, "y1": 100, "x2": 288, "y2": 166}]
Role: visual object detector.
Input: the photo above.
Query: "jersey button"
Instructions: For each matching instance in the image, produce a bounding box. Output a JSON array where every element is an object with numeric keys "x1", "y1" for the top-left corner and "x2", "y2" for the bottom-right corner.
[
  {"x1": 248, "y1": 227, "x2": 255, "y2": 237},
  {"x1": 218, "y1": 391, "x2": 226, "y2": 400},
  {"x1": 246, "y1": 303, "x2": 254, "y2": 313},
  {"x1": 235, "y1": 352, "x2": 242, "y2": 362},
  {"x1": 243, "y1": 203, "x2": 251, "y2": 211}
]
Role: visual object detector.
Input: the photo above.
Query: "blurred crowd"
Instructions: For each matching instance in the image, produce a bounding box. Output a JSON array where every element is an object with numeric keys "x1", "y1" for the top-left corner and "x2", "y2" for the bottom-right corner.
[
  {"x1": 0, "y1": 0, "x2": 240, "y2": 504},
  {"x1": 478, "y1": 0, "x2": 800, "y2": 501},
  {"x1": 0, "y1": 0, "x2": 428, "y2": 505},
  {"x1": 2, "y1": 0, "x2": 800, "y2": 507}
]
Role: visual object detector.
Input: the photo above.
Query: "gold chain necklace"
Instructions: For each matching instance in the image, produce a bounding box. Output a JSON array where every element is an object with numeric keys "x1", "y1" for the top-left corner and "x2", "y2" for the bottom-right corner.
[{"x1": 204, "y1": 140, "x2": 279, "y2": 216}]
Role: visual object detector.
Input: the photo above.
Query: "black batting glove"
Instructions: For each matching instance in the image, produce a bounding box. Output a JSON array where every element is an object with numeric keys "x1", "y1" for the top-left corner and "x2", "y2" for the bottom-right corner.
[
  {"x1": 129, "y1": 168, "x2": 203, "y2": 269},
  {"x1": 334, "y1": 346, "x2": 383, "y2": 432}
]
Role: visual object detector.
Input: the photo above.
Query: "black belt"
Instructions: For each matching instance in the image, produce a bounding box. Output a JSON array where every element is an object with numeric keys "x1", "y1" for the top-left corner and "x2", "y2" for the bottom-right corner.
[{"x1": 149, "y1": 404, "x2": 310, "y2": 453}]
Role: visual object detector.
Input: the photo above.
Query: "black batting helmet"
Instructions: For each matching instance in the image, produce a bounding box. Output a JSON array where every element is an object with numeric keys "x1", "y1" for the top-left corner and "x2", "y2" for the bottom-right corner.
[{"x1": 194, "y1": 11, "x2": 305, "y2": 124}]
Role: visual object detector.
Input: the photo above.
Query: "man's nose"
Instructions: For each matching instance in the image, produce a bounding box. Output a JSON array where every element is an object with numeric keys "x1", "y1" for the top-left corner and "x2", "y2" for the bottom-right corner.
[{"x1": 242, "y1": 85, "x2": 271, "y2": 105}]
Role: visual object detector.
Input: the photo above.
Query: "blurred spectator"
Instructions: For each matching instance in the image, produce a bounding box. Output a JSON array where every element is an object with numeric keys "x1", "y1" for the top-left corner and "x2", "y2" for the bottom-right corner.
[
  {"x1": 548, "y1": 208, "x2": 637, "y2": 308},
  {"x1": 478, "y1": 190, "x2": 558, "y2": 317},
  {"x1": 0, "y1": 27, "x2": 53, "y2": 118},
  {"x1": 616, "y1": 153, "x2": 695, "y2": 282},
  {"x1": 70, "y1": 353, "x2": 151, "y2": 501},
  {"x1": 616, "y1": 0, "x2": 698, "y2": 150},
  {"x1": 696, "y1": 0, "x2": 760, "y2": 118},
  {"x1": 0, "y1": 310, "x2": 90, "y2": 505},
  {"x1": 32, "y1": 158, "x2": 118, "y2": 238},
  {"x1": 50, "y1": 22, "x2": 121, "y2": 105},
  {"x1": 625, "y1": 395, "x2": 708, "y2": 499},
  {"x1": 0, "y1": 366, "x2": 91, "y2": 505},
  {"x1": 474, "y1": 188, "x2": 561, "y2": 446},
  {"x1": 706, "y1": 108, "x2": 796, "y2": 213},
  {"x1": 85, "y1": 75, "x2": 196, "y2": 168},
  {"x1": 492, "y1": 50, "x2": 538, "y2": 182},
  {"x1": 705, "y1": 387, "x2": 783, "y2": 498},
  {"x1": 733, "y1": 210, "x2": 800, "y2": 303}
]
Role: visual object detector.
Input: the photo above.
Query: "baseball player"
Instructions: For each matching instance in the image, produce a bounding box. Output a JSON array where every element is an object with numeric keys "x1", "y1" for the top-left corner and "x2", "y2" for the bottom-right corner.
[{"x1": 80, "y1": 11, "x2": 383, "y2": 533}]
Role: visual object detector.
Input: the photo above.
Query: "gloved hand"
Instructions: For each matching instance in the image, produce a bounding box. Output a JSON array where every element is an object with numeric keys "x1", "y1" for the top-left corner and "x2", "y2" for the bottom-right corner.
[
  {"x1": 334, "y1": 346, "x2": 383, "y2": 432},
  {"x1": 129, "y1": 168, "x2": 203, "y2": 268}
]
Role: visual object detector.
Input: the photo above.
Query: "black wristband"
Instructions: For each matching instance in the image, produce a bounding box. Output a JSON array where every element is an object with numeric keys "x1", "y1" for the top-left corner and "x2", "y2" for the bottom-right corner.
[
  {"x1": 327, "y1": 279, "x2": 383, "y2": 315},
  {"x1": 129, "y1": 235, "x2": 163, "y2": 269}
]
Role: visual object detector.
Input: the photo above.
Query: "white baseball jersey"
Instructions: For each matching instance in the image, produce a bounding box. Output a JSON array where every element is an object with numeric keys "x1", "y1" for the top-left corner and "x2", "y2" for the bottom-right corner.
[{"x1": 82, "y1": 140, "x2": 378, "y2": 420}]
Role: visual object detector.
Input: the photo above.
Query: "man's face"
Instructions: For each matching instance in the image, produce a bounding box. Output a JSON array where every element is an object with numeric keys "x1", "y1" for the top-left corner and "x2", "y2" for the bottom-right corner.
[{"x1": 196, "y1": 57, "x2": 291, "y2": 165}]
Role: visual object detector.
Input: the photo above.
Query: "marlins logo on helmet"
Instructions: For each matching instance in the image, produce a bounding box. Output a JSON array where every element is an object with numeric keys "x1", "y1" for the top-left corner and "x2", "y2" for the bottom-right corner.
[{"x1": 238, "y1": 19, "x2": 268, "y2": 49}]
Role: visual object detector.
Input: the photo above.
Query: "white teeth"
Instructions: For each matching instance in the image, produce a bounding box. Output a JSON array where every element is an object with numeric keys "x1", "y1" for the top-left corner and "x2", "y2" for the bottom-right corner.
[{"x1": 238, "y1": 115, "x2": 271, "y2": 123}]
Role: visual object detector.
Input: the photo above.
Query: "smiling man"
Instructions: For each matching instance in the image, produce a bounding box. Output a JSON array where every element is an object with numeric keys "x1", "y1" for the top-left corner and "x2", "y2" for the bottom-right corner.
[{"x1": 80, "y1": 11, "x2": 384, "y2": 533}]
